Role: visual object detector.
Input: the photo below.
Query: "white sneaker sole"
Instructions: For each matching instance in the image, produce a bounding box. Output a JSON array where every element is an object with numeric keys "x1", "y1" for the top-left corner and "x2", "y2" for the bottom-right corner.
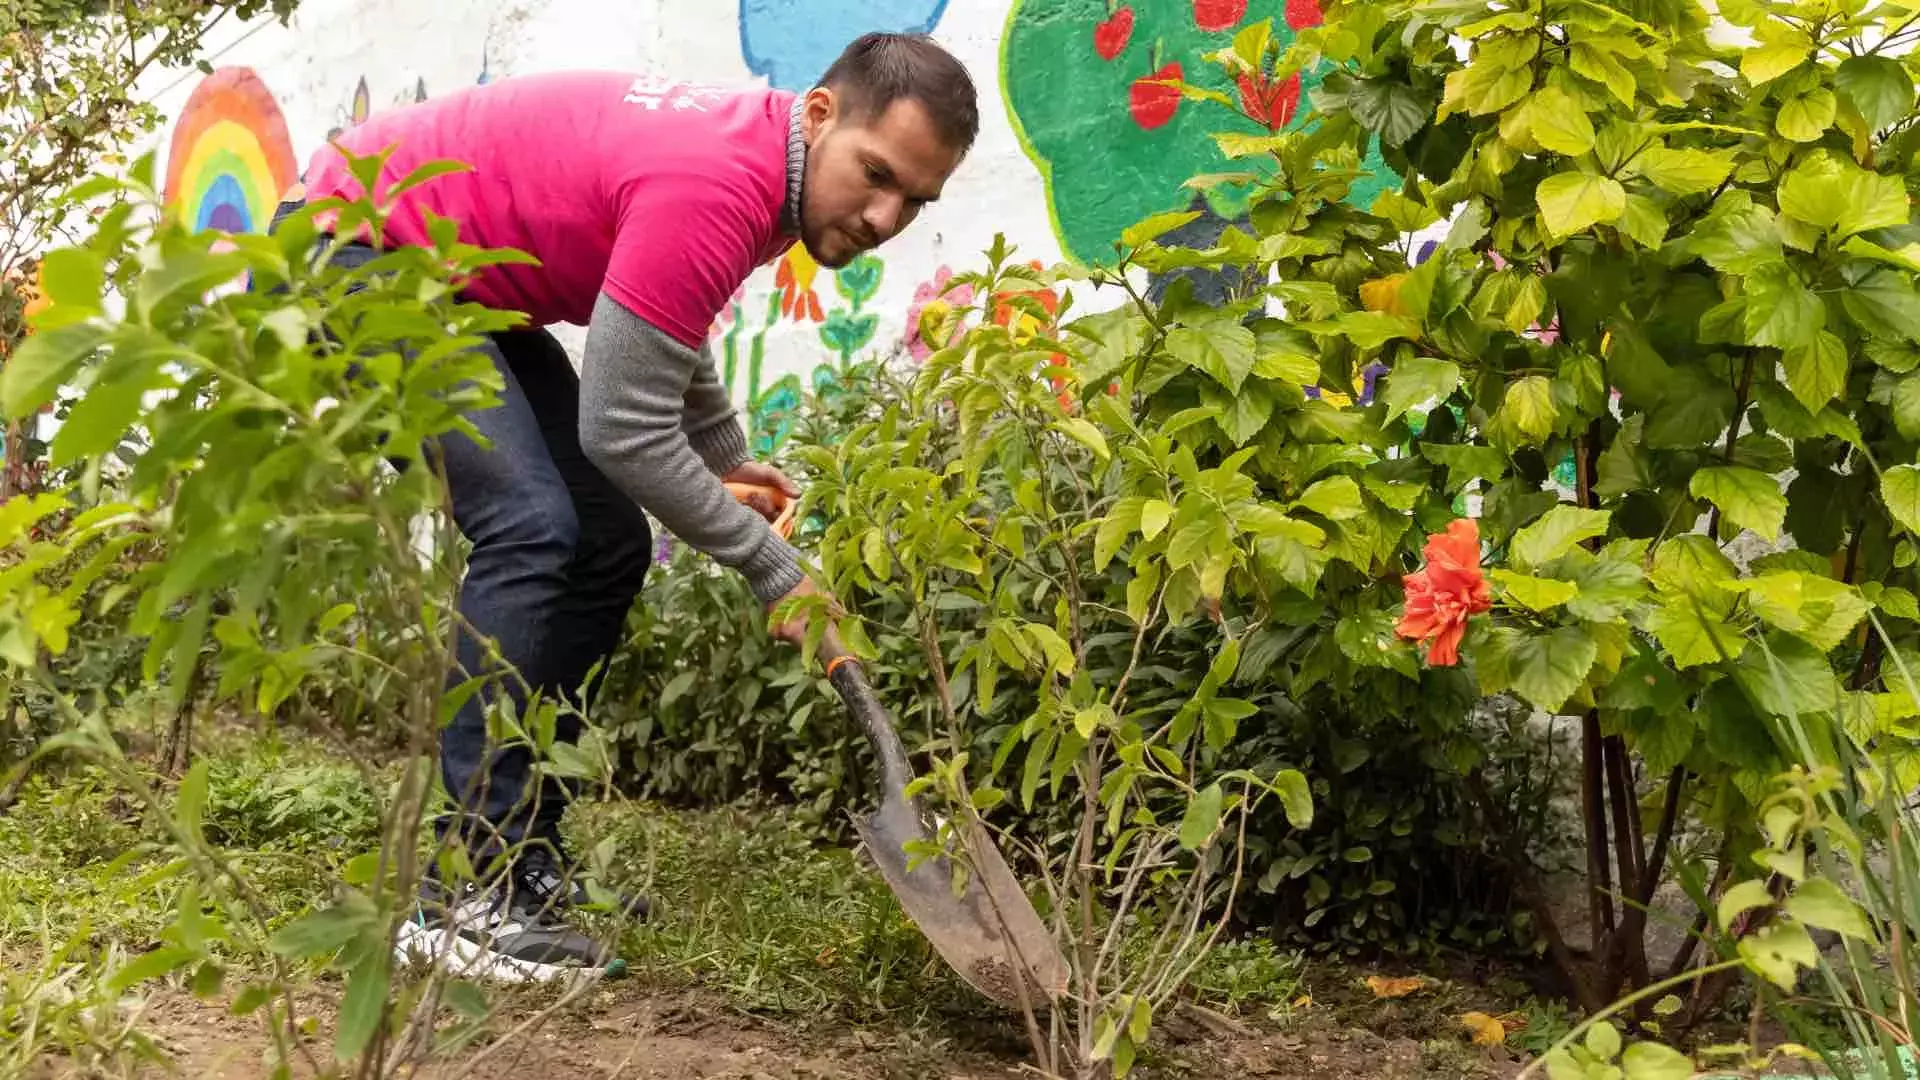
[{"x1": 393, "y1": 917, "x2": 612, "y2": 986}]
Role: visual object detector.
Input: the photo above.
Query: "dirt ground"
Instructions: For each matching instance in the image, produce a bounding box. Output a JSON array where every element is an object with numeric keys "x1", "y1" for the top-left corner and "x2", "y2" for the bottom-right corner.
[{"x1": 70, "y1": 980, "x2": 1530, "y2": 1080}]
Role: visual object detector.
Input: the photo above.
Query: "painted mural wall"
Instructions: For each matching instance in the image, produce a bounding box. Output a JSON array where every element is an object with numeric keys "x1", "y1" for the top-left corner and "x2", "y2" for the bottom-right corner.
[{"x1": 134, "y1": 0, "x2": 1388, "y2": 451}]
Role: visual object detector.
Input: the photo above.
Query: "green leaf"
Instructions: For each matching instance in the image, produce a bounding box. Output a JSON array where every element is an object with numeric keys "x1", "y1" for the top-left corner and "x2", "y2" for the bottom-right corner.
[
  {"x1": 1493, "y1": 570, "x2": 1579, "y2": 611},
  {"x1": 1633, "y1": 147, "x2": 1736, "y2": 196},
  {"x1": 1179, "y1": 783, "x2": 1225, "y2": 851},
  {"x1": 1252, "y1": 323, "x2": 1321, "y2": 383},
  {"x1": 1843, "y1": 276, "x2": 1920, "y2": 342},
  {"x1": 1480, "y1": 626, "x2": 1598, "y2": 712},
  {"x1": 1734, "y1": 634, "x2": 1841, "y2": 716},
  {"x1": 1298, "y1": 475, "x2": 1363, "y2": 520},
  {"x1": 0, "y1": 323, "x2": 107, "y2": 418},
  {"x1": 1421, "y1": 444, "x2": 1510, "y2": 494},
  {"x1": 1349, "y1": 79, "x2": 1434, "y2": 147},
  {"x1": 1382, "y1": 357, "x2": 1459, "y2": 425},
  {"x1": 1511, "y1": 506, "x2": 1610, "y2": 568},
  {"x1": 267, "y1": 904, "x2": 368, "y2": 959},
  {"x1": 1569, "y1": 554, "x2": 1647, "y2": 621},
  {"x1": 1744, "y1": 263, "x2": 1824, "y2": 350},
  {"x1": 1571, "y1": 42, "x2": 1636, "y2": 104},
  {"x1": 1836, "y1": 55, "x2": 1914, "y2": 132},
  {"x1": 1691, "y1": 467, "x2": 1787, "y2": 540},
  {"x1": 1167, "y1": 320, "x2": 1257, "y2": 392},
  {"x1": 1743, "y1": 31, "x2": 1808, "y2": 85},
  {"x1": 1780, "y1": 152, "x2": 1911, "y2": 237},
  {"x1": 1648, "y1": 598, "x2": 1745, "y2": 667},
  {"x1": 38, "y1": 248, "x2": 105, "y2": 312},
  {"x1": 1719, "y1": 879, "x2": 1775, "y2": 931},
  {"x1": 1587, "y1": 1020, "x2": 1623, "y2": 1061},
  {"x1": 108, "y1": 946, "x2": 197, "y2": 993},
  {"x1": 1122, "y1": 211, "x2": 1202, "y2": 249},
  {"x1": 1491, "y1": 375, "x2": 1559, "y2": 447},
  {"x1": 335, "y1": 958, "x2": 389, "y2": 1061},
  {"x1": 1782, "y1": 331, "x2": 1849, "y2": 411},
  {"x1": 1785, "y1": 878, "x2": 1875, "y2": 940},
  {"x1": 1778, "y1": 88, "x2": 1836, "y2": 142},
  {"x1": 1096, "y1": 497, "x2": 1146, "y2": 572},
  {"x1": 1272, "y1": 769, "x2": 1313, "y2": 829},
  {"x1": 1057, "y1": 418, "x2": 1110, "y2": 461},
  {"x1": 1528, "y1": 87, "x2": 1596, "y2": 156},
  {"x1": 1536, "y1": 172, "x2": 1627, "y2": 237},
  {"x1": 1883, "y1": 464, "x2": 1920, "y2": 534},
  {"x1": 1617, "y1": 195, "x2": 1669, "y2": 249},
  {"x1": 1620, "y1": 1042, "x2": 1694, "y2": 1080},
  {"x1": 1689, "y1": 195, "x2": 1783, "y2": 275},
  {"x1": 1141, "y1": 499, "x2": 1173, "y2": 541},
  {"x1": 1739, "y1": 921, "x2": 1819, "y2": 990}
]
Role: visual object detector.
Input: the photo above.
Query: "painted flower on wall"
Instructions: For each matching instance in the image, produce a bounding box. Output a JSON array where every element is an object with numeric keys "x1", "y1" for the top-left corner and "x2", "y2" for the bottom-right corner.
[
  {"x1": 904, "y1": 265, "x2": 975, "y2": 362},
  {"x1": 775, "y1": 245, "x2": 825, "y2": 323},
  {"x1": 709, "y1": 283, "x2": 748, "y2": 339}
]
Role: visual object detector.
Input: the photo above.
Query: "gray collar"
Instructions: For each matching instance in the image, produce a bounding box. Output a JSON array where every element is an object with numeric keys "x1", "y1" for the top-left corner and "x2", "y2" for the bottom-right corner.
[{"x1": 781, "y1": 97, "x2": 806, "y2": 237}]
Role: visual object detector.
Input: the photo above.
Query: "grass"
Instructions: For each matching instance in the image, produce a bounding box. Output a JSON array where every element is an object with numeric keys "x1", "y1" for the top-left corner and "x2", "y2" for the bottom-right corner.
[{"x1": 1, "y1": 723, "x2": 1313, "y2": 1068}]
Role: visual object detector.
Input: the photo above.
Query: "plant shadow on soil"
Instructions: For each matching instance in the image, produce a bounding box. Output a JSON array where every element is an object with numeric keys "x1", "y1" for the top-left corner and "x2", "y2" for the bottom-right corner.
[{"x1": 3, "y1": 721, "x2": 1545, "y2": 1078}]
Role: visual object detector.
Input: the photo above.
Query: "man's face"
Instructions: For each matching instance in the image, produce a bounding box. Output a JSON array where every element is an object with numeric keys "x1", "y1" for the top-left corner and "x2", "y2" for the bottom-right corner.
[{"x1": 799, "y1": 89, "x2": 964, "y2": 268}]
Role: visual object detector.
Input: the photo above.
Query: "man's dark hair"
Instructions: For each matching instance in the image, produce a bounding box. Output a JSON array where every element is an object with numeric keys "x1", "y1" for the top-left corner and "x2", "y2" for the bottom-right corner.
[{"x1": 819, "y1": 32, "x2": 979, "y2": 155}]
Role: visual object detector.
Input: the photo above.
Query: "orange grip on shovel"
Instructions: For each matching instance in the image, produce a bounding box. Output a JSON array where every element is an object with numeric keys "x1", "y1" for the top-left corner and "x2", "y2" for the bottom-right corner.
[{"x1": 724, "y1": 480, "x2": 798, "y2": 540}]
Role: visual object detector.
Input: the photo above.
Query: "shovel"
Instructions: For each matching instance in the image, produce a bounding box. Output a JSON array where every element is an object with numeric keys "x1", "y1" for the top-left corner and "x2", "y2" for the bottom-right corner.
[{"x1": 725, "y1": 481, "x2": 1070, "y2": 1008}]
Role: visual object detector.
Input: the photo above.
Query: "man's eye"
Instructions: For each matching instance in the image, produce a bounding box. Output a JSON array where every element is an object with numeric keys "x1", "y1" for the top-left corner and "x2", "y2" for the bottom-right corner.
[{"x1": 865, "y1": 165, "x2": 885, "y2": 185}]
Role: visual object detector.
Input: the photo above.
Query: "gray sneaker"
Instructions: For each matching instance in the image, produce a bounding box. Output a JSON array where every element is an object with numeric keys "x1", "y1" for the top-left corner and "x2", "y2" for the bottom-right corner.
[{"x1": 394, "y1": 863, "x2": 625, "y2": 984}]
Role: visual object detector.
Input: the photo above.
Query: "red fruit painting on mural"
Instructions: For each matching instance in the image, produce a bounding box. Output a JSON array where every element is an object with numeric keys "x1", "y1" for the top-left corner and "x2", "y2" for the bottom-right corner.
[
  {"x1": 1093, "y1": 6, "x2": 1134, "y2": 59},
  {"x1": 1236, "y1": 71, "x2": 1301, "y2": 131},
  {"x1": 1192, "y1": 0, "x2": 1248, "y2": 30},
  {"x1": 1130, "y1": 62, "x2": 1183, "y2": 129},
  {"x1": 1286, "y1": 0, "x2": 1324, "y2": 28}
]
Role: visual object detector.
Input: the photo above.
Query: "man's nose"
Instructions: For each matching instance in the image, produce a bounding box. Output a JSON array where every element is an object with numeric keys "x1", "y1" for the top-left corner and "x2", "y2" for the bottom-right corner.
[{"x1": 862, "y1": 193, "x2": 905, "y2": 242}]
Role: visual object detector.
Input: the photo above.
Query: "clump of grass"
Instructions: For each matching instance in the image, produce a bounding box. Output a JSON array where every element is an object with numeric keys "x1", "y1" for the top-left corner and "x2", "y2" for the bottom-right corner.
[{"x1": 567, "y1": 797, "x2": 989, "y2": 1022}]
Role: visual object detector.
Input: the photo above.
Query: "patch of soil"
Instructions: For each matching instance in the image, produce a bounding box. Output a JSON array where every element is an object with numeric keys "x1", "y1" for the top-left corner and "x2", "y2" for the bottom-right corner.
[{"x1": 62, "y1": 979, "x2": 1531, "y2": 1080}]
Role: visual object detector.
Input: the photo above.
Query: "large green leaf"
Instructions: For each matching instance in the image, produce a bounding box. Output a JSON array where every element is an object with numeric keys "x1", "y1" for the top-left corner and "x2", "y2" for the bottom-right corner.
[
  {"x1": 1843, "y1": 276, "x2": 1920, "y2": 342},
  {"x1": 1744, "y1": 263, "x2": 1824, "y2": 349},
  {"x1": 1490, "y1": 375, "x2": 1559, "y2": 447},
  {"x1": 0, "y1": 322, "x2": 108, "y2": 419},
  {"x1": 335, "y1": 957, "x2": 390, "y2": 1061},
  {"x1": 1536, "y1": 172, "x2": 1627, "y2": 237},
  {"x1": 1493, "y1": 570, "x2": 1579, "y2": 611},
  {"x1": 1882, "y1": 464, "x2": 1920, "y2": 534},
  {"x1": 1348, "y1": 78, "x2": 1433, "y2": 147},
  {"x1": 1382, "y1": 357, "x2": 1459, "y2": 424},
  {"x1": 1836, "y1": 55, "x2": 1915, "y2": 132},
  {"x1": 1166, "y1": 317, "x2": 1256, "y2": 392},
  {"x1": 1297, "y1": 475, "x2": 1364, "y2": 520},
  {"x1": 1178, "y1": 783, "x2": 1225, "y2": 851},
  {"x1": 1478, "y1": 626, "x2": 1599, "y2": 712},
  {"x1": 1648, "y1": 597, "x2": 1746, "y2": 667},
  {"x1": 1784, "y1": 879, "x2": 1874, "y2": 940},
  {"x1": 1527, "y1": 87, "x2": 1596, "y2": 156},
  {"x1": 1782, "y1": 331, "x2": 1849, "y2": 411},
  {"x1": 1568, "y1": 553, "x2": 1648, "y2": 621},
  {"x1": 1777, "y1": 88, "x2": 1836, "y2": 142},
  {"x1": 1633, "y1": 147, "x2": 1736, "y2": 196},
  {"x1": 1645, "y1": 367, "x2": 1737, "y2": 448},
  {"x1": 1512, "y1": 505, "x2": 1611, "y2": 568},
  {"x1": 1691, "y1": 466, "x2": 1788, "y2": 540},
  {"x1": 1620, "y1": 1043, "x2": 1696, "y2": 1080},
  {"x1": 1779, "y1": 152, "x2": 1910, "y2": 237},
  {"x1": 1735, "y1": 634, "x2": 1841, "y2": 716},
  {"x1": 1689, "y1": 195, "x2": 1784, "y2": 275}
]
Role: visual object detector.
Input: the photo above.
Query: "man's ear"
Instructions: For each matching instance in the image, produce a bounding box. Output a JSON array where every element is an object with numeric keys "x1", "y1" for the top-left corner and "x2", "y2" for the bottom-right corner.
[{"x1": 802, "y1": 86, "x2": 835, "y2": 143}]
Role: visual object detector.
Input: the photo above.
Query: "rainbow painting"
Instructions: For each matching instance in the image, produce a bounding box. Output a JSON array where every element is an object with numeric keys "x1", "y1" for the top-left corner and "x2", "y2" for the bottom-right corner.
[{"x1": 163, "y1": 67, "x2": 298, "y2": 236}]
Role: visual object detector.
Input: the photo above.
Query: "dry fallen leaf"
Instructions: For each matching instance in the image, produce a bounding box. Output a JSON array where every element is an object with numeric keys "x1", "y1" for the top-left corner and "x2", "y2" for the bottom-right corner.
[
  {"x1": 1292, "y1": 994, "x2": 1313, "y2": 1009},
  {"x1": 1460, "y1": 1011, "x2": 1507, "y2": 1046},
  {"x1": 1365, "y1": 975, "x2": 1428, "y2": 999}
]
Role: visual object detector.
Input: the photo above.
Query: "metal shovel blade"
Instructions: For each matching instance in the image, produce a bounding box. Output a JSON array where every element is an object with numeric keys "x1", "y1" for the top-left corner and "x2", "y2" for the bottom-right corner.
[{"x1": 830, "y1": 660, "x2": 1070, "y2": 1008}]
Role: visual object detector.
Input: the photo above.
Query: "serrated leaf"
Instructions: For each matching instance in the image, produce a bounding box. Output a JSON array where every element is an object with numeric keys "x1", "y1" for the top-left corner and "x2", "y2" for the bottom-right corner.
[
  {"x1": 1745, "y1": 263, "x2": 1824, "y2": 349},
  {"x1": 1634, "y1": 147, "x2": 1735, "y2": 195},
  {"x1": 1884, "y1": 465, "x2": 1920, "y2": 534},
  {"x1": 1778, "y1": 88, "x2": 1837, "y2": 142},
  {"x1": 1298, "y1": 475, "x2": 1364, "y2": 519},
  {"x1": 1690, "y1": 195, "x2": 1783, "y2": 275},
  {"x1": 1783, "y1": 331, "x2": 1849, "y2": 411},
  {"x1": 1491, "y1": 375, "x2": 1559, "y2": 447},
  {"x1": 1512, "y1": 506, "x2": 1611, "y2": 568},
  {"x1": 1743, "y1": 31, "x2": 1809, "y2": 85},
  {"x1": 1785, "y1": 878, "x2": 1874, "y2": 940},
  {"x1": 1167, "y1": 320, "x2": 1257, "y2": 392},
  {"x1": 1493, "y1": 570, "x2": 1579, "y2": 611},
  {"x1": 1382, "y1": 357, "x2": 1459, "y2": 424},
  {"x1": 1537, "y1": 172, "x2": 1627, "y2": 237},
  {"x1": 1618, "y1": 195, "x2": 1669, "y2": 249},
  {"x1": 1692, "y1": 467, "x2": 1787, "y2": 540},
  {"x1": 1836, "y1": 55, "x2": 1914, "y2": 131},
  {"x1": 1479, "y1": 626, "x2": 1598, "y2": 712},
  {"x1": 1648, "y1": 598, "x2": 1745, "y2": 667},
  {"x1": 335, "y1": 957, "x2": 388, "y2": 1061},
  {"x1": 1529, "y1": 87, "x2": 1596, "y2": 155}
]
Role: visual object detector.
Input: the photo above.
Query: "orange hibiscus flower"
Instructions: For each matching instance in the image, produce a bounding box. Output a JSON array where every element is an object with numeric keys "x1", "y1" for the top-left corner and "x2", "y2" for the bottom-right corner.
[{"x1": 1396, "y1": 518, "x2": 1491, "y2": 666}]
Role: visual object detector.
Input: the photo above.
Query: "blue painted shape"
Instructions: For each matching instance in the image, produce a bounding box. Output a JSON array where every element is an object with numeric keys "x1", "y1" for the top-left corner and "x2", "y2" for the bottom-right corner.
[
  {"x1": 739, "y1": 0, "x2": 950, "y2": 91},
  {"x1": 197, "y1": 174, "x2": 253, "y2": 233}
]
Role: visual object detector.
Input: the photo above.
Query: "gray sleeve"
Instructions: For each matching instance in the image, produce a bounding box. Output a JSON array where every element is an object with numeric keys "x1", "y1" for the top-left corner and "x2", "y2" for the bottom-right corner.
[
  {"x1": 684, "y1": 344, "x2": 751, "y2": 476},
  {"x1": 578, "y1": 291, "x2": 805, "y2": 604}
]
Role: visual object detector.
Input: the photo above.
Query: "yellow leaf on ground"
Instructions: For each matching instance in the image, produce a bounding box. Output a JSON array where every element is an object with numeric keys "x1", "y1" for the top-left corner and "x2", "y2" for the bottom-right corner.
[
  {"x1": 1292, "y1": 994, "x2": 1313, "y2": 1009},
  {"x1": 1365, "y1": 975, "x2": 1429, "y2": 999},
  {"x1": 1460, "y1": 1011, "x2": 1507, "y2": 1045}
]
